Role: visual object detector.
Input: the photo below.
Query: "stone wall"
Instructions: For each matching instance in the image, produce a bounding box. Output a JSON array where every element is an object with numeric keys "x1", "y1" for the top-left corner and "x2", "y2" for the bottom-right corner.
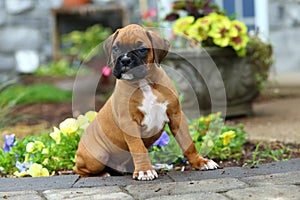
[
  {"x1": 0, "y1": 0, "x2": 53, "y2": 86},
  {"x1": 269, "y1": 0, "x2": 300, "y2": 74},
  {"x1": 0, "y1": 0, "x2": 140, "y2": 87}
]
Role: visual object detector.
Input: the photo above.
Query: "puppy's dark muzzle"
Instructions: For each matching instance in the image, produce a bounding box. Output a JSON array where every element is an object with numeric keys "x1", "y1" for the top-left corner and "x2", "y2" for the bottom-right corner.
[
  {"x1": 113, "y1": 57, "x2": 134, "y2": 79},
  {"x1": 120, "y1": 57, "x2": 132, "y2": 66},
  {"x1": 113, "y1": 54, "x2": 140, "y2": 79}
]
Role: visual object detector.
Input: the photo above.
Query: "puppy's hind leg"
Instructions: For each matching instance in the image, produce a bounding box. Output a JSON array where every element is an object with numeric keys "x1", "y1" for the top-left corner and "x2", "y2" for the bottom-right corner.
[{"x1": 74, "y1": 142, "x2": 107, "y2": 177}]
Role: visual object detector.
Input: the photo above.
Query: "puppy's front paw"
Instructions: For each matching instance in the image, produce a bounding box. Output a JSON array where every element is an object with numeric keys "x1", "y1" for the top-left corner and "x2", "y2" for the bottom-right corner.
[
  {"x1": 200, "y1": 159, "x2": 219, "y2": 170},
  {"x1": 190, "y1": 156, "x2": 220, "y2": 170},
  {"x1": 133, "y1": 170, "x2": 158, "y2": 181}
]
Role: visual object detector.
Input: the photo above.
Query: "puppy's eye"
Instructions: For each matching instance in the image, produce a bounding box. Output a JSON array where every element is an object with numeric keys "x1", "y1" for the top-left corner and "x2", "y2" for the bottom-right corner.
[
  {"x1": 112, "y1": 46, "x2": 119, "y2": 53},
  {"x1": 139, "y1": 48, "x2": 149, "y2": 54}
]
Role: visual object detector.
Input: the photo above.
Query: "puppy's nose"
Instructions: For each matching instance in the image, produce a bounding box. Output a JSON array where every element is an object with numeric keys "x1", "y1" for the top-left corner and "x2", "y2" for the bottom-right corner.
[{"x1": 120, "y1": 57, "x2": 132, "y2": 66}]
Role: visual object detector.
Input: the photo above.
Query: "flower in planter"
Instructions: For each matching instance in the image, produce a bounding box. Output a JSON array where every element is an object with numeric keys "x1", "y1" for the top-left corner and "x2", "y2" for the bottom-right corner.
[
  {"x1": 208, "y1": 14, "x2": 238, "y2": 47},
  {"x1": 172, "y1": 12, "x2": 249, "y2": 56},
  {"x1": 163, "y1": 1, "x2": 274, "y2": 57},
  {"x1": 173, "y1": 16, "x2": 195, "y2": 36},
  {"x1": 141, "y1": 8, "x2": 159, "y2": 28},
  {"x1": 186, "y1": 16, "x2": 211, "y2": 41},
  {"x1": 230, "y1": 20, "x2": 249, "y2": 54}
]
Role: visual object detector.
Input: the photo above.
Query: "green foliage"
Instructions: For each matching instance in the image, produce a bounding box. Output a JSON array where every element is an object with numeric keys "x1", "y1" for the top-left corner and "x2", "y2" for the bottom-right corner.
[
  {"x1": 243, "y1": 142, "x2": 292, "y2": 167},
  {"x1": 0, "y1": 83, "x2": 70, "y2": 130},
  {"x1": 0, "y1": 131, "x2": 80, "y2": 175},
  {"x1": 0, "y1": 83, "x2": 72, "y2": 106},
  {"x1": 149, "y1": 125, "x2": 184, "y2": 165},
  {"x1": 244, "y1": 142, "x2": 265, "y2": 166},
  {"x1": 0, "y1": 112, "x2": 96, "y2": 177},
  {"x1": 150, "y1": 113, "x2": 248, "y2": 165},
  {"x1": 62, "y1": 24, "x2": 112, "y2": 61},
  {"x1": 1, "y1": 111, "x2": 248, "y2": 177},
  {"x1": 247, "y1": 35, "x2": 274, "y2": 91},
  {"x1": 34, "y1": 59, "x2": 81, "y2": 77},
  {"x1": 190, "y1": 113, "x2": 247, "y2": 160}
]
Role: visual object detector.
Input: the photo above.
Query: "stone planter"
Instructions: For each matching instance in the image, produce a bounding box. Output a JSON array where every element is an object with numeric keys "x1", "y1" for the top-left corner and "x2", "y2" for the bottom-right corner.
[{"x1": 162, "y1": 47, "x2": 260, "y2": 118}]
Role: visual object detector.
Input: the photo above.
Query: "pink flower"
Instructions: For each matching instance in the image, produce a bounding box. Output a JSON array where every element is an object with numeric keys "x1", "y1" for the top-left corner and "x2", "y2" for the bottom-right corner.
[
  {"x1": 141, "y1": 8, "x2": 157, "y2": 19},
  {"x1": 102, "y1": 66, "x2": 112, "y2": 77}
]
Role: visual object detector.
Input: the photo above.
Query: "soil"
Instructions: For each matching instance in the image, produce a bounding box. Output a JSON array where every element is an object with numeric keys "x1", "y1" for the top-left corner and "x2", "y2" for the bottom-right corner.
[{"x1": 2, "y1": 76, "x2": 300, "y2": 173}]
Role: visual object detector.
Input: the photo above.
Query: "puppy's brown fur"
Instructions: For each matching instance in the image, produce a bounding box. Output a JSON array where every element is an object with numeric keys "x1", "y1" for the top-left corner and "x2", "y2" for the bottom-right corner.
[{"x1": 74, "y1": 24, "x2": 218, "y2": 180}]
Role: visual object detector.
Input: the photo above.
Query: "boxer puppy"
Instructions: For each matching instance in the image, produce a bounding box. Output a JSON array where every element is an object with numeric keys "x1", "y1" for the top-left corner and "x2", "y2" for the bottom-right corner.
[{"x1": 74, "y1": 24, "x2": 219, "y2": 180}]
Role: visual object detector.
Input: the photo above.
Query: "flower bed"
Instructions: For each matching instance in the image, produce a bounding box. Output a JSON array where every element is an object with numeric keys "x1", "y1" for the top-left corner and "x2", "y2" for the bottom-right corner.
[
  {"x1": 0, "y1": 111, "x2": 249, "y2": 178},
  {"x1": 0, "y1": 111, "x2": 96, "y2": 177},
  {"x1": 150, "y1": 112, "x2": 247, "y2": 165}
]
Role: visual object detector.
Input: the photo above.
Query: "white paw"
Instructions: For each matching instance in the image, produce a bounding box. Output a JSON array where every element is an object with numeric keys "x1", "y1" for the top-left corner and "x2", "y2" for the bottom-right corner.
[
  {"x1": 200, "y1": 159, "x2": 219, "y2": 170},
  {"x1": 133, "y1": 170, "x2": 158, "y2": 181}
]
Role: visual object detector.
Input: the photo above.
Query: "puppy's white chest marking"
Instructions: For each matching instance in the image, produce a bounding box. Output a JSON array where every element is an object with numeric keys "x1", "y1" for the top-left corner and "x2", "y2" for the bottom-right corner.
[{"x1": 138, "y1": 84, "x2": 169, "y2": 132}]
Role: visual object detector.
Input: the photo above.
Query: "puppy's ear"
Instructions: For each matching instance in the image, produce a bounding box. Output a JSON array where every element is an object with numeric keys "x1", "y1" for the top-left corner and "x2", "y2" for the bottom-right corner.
[
  {"x1": 103, "y1": 29, "x2": 119, "y2": 66},
  {"x1": 146, "y1": 30, "x2": 170, "y2": 65}
]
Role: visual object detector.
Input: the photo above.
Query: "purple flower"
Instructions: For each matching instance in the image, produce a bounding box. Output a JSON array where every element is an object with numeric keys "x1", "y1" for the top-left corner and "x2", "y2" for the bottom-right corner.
[
  {"x1": 16, "y1": 161, "x2": 30, "y2": 172},
  {"x1": 2, "y1": 134, "x2": 15, "y2": 152},
  {"x1": 153, "y1": 131, "x2": 170, "y2": 147}
]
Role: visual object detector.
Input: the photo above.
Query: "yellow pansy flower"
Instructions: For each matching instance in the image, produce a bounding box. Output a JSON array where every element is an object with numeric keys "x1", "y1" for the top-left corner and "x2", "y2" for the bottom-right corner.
[
  {"x1": 26, "y1": 141, "x2": 45, "y2": 153},
  {"x1": 77, "y1": 115, "x2": 89, "y2": 129},
  {"x1": 220, "y1": 130, "x2": 236, "y2": 146},
  {"x1": 26, "y1": 142, "x2": 35, "y2": 153},
  {"x1": 27, "y1": 163, "x2": 49, "y2": 177},
  {"x1": 35, "y1": 141, "x2": 45, "y2": 151},
  {"x1": 188, "y1": 125, "x2": 194, "y2": 129},
  {"x1": 206, "y1": 139, "x2": 214, "y2": 147},
  {"x1": 42, "y1": 148, "x2": 49, "y2": 154},
  {"x1": 13, "y1": 171, "x2": 28, "y2": 177},
  {"x1": 59, "y1": 118, "x2": 79, "y2": 135},
  {"x1": 199, "y1": 117, "x2": 205, "y2": 123},
  {"x1": 42, "y1": 158, "x2": 49, "y2": 165},
  {"x1": 50, "y1": 126, "x2": 61, "y2": 144},
  {"x1": 84, "y1": 111, "x2": 98, "y2": 122}
]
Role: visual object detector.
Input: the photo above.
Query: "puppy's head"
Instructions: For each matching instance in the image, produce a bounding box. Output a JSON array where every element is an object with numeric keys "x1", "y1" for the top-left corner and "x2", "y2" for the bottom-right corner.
[{"x1": 103, "y1": 24, "x2": 170, "y2": 81}]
